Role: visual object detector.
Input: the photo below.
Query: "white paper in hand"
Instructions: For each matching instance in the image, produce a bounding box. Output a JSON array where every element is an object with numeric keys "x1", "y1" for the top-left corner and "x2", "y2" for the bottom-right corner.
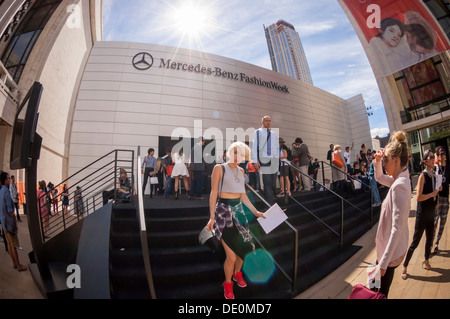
[
  {"x1": 436, "y1": 174, "x2": 442, "y2": 191},
  {"x1": 257, "y1": 203, "x2": 288, "y2": 234}
]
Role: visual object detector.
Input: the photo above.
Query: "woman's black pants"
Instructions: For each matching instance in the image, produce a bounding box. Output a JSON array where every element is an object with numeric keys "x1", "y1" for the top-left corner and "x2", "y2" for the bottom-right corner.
[{"x1": 404, "y1": 209, "x2": 435, "y2": 267}]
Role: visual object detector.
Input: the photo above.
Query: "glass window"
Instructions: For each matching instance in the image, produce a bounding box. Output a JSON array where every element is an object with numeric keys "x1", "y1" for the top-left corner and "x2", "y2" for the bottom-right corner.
[
  {"x1": 4, "y1": 31, "x2": 34, "y2": 67},
  {"x1": 396, "y1": 78, "x2": 414, "y2": 109},
  {"x1": 1, "y1": 0, "x2": 62, "y2": 83},
  {"x1": 419, "y1": 120, "x2": 450, "y2": 143},
  {"x1": 425, "y1": 0, "x2": 449, "y2": 17},
  {"x1": 436, "y1": 62, "x2": 450, "y2": 92},
  {"x1": 424, "y1": 0, "x2": 450, "y2": 39},
  {"x1": 395, "y1": 56, "x2": 450, "y2": 110}
]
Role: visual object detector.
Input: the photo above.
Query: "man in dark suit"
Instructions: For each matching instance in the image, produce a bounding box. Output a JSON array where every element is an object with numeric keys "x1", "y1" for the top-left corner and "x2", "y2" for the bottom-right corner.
[{"x1": 252, "y1": 116, "x2": 279, "y2": 205}]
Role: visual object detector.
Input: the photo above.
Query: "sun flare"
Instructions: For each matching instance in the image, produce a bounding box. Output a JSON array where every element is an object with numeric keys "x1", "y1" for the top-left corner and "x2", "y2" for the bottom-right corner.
[{"x1": 167, "y1": 0, "x2": 215, "y2": 45}]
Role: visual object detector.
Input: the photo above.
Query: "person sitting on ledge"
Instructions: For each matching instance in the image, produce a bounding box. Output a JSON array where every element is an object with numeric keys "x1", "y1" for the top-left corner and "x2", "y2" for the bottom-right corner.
[{"x1": 102, "y1": 168, "x2": 135, "y2": 204}]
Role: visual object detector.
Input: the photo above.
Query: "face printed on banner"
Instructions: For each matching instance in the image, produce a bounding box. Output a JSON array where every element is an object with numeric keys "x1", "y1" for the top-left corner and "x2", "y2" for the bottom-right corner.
[
  {"x1": 384, "y1": 25, "x2": 403, "y2": 48},
  {"x1": 340, "y1": 0, "x2": 450, "y2": 77}
]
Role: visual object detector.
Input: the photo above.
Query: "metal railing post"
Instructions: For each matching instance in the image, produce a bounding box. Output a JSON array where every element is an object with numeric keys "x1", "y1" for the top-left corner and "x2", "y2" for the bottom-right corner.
[
  {"x1": 37, "y1": 150, "x2": 135, "y2": 241},
  {"x1": 320, "y1": 160, "x2": 373, "y2": 218},
  {"x1": 287, "y1": 162, "x2": 351, "y2": 250},
  {"x1": 38, "y1": 199, "x2": 45, "y2": 242},
  {"x1": 321, "y1": 161, "x2": 325, "y2": 186},
  {"x1": 131, "y1": 150, "x2": 135, "y2": 197},
  {"x1": 62, "y1": 194, "x2": 66, "y2": 231},
  {"x1": 292, "y1": 224, "x2": 298, "y2": 296},
  {"x1": 246, "y1": 183, "x2": 298, "y2": 296},
  {"x1": 114, "y1": 151, "x2": 118, "y2": 203},
  {"x1": 370, "y1": 188, "x2": 373, "y2": 226},
  {"x1": 340, "y1": 198, "x2": 344, "y2": 249},
  {"x1": 137, "y1": 146, "x2": 157, "y2": 299}
]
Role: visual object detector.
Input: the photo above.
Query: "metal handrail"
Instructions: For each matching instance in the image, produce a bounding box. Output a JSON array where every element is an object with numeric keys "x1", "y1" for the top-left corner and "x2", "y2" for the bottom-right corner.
[
  {"x1": 285, "y1": 162, "x2": 345, "y2": 247},
  {"x1": 290, "y1": 161, "x2": 372, "y2": 218},
  {"x1": 54, "y1": 149, "x2": 133, "y2": 190},
  {"x1": 245, "y1": 183, "x2": 298, "y2": 296},
  {"x1": 285, "y1": 161, "x2": 375, "y2": 248},
  {"x1": 41, "y1": 169, "x2": 121, "y2": 239},
  {"x1": 320, "y1": 160, "x2": 374, "y2": 224},
  {"x1": 320, "y1": 160, "x2": 372, "y2": 191},
  {"x1": 37, "y1": 150, "x2": 134, "y2": 242},
  {"x1": 136, "y1": 146, "x2": 156, "y2": 299},
  {"x1": 317, "y1": 161, "x2": 372, "y2": 217}
]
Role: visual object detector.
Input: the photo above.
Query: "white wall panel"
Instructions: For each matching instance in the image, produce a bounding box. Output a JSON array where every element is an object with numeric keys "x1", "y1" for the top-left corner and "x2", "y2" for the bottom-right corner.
[
  {"x1": 116, "y1": 101, "x2": 161, "y2": 114},
  {"x1": 84, "y1": 63, "x2": 124, "y2": 73},
  {"x1": 70, "y1": 132, "x2": 114, "y2": 145},
  {"x1": 115, "y1": 112, "x2": 160, "y2": 125},
  {"x1": 78, "y1": 90, "x2": 119, "y2": 101},
  {"x1": 72, "y1": 121, "x2": 114, "y2": 134},
  {"x1": 119, "y1": 82, "x2": 163, "y2": 95},
  {"x1": 73, "y1": 110, "x2": 116, "y2": 122},
  {"x1": 69, "y1": 41, "x2": 372, "y2": 176}
]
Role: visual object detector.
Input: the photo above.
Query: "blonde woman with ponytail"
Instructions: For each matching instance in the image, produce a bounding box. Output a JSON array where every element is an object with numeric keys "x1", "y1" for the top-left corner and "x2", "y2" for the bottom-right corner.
[{"x1": 371, "y1": 131, "x2": 412, "y2": 298}]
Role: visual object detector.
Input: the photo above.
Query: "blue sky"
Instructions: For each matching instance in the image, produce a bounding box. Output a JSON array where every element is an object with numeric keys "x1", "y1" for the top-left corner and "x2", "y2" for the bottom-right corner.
[{"x1": 102, "y1": 0, "x2": 390, "y2": 138}]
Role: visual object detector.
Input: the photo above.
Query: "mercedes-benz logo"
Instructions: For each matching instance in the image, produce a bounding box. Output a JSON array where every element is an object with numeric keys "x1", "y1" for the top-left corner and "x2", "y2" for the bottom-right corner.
[{"x1": 132, "y1": 52, "x2": 153, "y2": 70}]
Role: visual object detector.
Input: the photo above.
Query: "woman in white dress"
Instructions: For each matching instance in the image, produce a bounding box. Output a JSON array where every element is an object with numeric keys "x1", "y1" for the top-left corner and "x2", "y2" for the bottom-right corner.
[{"x1": 171, "y1": 148, "x2": 190, "y2": 199}]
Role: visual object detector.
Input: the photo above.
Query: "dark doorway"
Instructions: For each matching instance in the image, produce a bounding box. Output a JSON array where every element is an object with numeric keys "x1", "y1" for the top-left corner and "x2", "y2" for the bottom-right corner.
[
  {"x1": 158, "y1": 136, "x2": 216, "y2": 159},
  {"x1": 422, "y1": 137, "x2": 450, "y2": 158}
]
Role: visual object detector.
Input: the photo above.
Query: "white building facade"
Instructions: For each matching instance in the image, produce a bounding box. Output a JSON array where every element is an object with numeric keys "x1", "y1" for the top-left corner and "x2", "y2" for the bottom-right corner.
[{"x1": 69, "y1": 41, "x2": 371, "y2": 179}]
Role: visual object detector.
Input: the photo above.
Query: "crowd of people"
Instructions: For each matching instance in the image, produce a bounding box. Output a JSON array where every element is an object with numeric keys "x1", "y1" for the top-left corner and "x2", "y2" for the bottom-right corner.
[
  {"x1": 0, "y1": 115, "x2": 448, "y2": 300},
  {"x1": 140, "y1": 124, "x2": 379, "y2": 206},
  {"x1": 37, "y1": 182, "x2": 78, "y2": 219},
  {"x1": 199, "y1": 117, "x2": 448, "y2": 299},
  {"x1": 139, "y1": 141, "x2": 227, "y2": 201}
]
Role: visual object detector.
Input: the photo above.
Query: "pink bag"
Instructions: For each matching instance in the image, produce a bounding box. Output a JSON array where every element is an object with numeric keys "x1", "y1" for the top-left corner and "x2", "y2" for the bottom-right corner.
[{"x1": 348, "y1": 284, "x2": 385, "y2": 299}]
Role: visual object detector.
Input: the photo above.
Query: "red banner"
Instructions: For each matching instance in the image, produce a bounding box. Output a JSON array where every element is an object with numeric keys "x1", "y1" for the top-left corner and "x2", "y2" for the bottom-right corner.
[{"x1": 340, "y1": 0, "x2": 450, "y2": 76}]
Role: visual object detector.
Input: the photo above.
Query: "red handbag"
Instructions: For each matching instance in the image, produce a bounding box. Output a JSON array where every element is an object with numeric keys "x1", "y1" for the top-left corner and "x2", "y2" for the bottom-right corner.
[
  {"x1": 348, "y1": 284, "x2": 385, "y2": 299},
  {"x1": 332, "y1": 152, "x2": 344, "y2": 168},
  {"x1": 165, "y1": 165, "x2": 174, "y2": 176}
]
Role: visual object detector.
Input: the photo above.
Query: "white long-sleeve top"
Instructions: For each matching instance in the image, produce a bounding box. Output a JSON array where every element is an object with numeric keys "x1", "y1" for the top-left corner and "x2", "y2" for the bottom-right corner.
[{"x1": 374, "y1": 160, "x2": 411, "y2": 269}]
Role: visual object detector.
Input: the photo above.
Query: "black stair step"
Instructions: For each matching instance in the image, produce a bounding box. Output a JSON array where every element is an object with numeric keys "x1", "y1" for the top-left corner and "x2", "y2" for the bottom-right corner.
[
  {"x1": 106, "y1": 186, "x2": 385, "y2": 299},
  {"x1": 147, "y1": 229, "x2": 203, "y2": 249},
  {"x1": 149, "y1": 245, "x2": 219, "y2": 267},
  {"x1": 109, "y1": 205, "x2": 151, "y2": 299},
  {"x1": 110, "y1": 231, "x2": 141, "y2": 248},
  {"x1": 296, "y1": 245, "x2": 362, "y2": 292},
  {"x1": 146, "y1": 207, "x2": 210, "y2": 219},
  {"x1": 149, "y1": 248, "x2": 292, "y2": 299},
  {"x1": 111, "y1": 219, "x2": 140, "y2": 233},
  {"x1": 146, "y1": 215, "x2": 209, "y2": 233},
  {"x1": 110, "y1": 248, "x2": 146, "y2": 268}
]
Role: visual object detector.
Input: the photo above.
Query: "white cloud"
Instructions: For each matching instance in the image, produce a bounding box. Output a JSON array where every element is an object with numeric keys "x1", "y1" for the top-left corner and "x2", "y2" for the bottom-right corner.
[
  {"x1": 371, "y1": 127, "x2": 390, "y2": 138},
  {"x1": 297, "y1": 21, "x2": 337, "y2": 37}
]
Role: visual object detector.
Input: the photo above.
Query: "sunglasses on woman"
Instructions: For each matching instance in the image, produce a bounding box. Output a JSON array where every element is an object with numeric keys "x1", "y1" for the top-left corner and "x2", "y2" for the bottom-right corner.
[{"x1": 382, "y1": 155, "x2": 393, "y2": 163}]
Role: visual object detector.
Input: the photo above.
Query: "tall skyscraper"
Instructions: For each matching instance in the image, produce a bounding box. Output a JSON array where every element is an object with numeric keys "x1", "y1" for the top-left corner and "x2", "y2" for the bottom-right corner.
[{"x1": 264, "y1": 20, "x2": 313, "y2": 85}]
